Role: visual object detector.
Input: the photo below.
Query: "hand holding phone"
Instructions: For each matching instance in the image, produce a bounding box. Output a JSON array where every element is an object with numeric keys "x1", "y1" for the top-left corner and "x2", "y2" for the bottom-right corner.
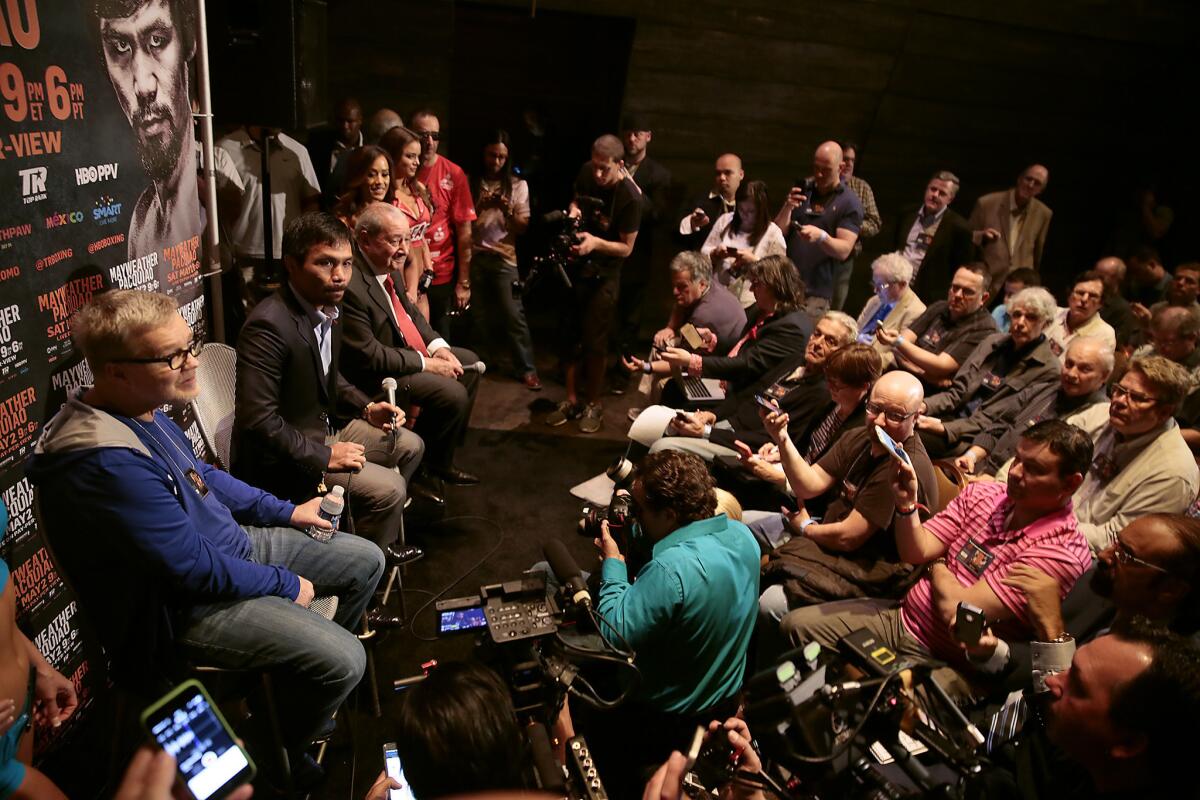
[
  {"x1": 383, "y1": 742, "x2": 418, "y2": 800},
  {"x1": 754, "y1": 393, "x2": 780, "y2": 413},
  {"x1": 954, "y1": 602, "x2": 986, "y2": 647},
  {"x1": 874, "y1": 425, "x2": 911, "y2": 466}
]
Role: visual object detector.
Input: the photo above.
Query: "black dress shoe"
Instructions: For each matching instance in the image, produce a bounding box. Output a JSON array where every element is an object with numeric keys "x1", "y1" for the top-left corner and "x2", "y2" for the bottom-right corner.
[
  {"x1": 432, "y1": 465, "x2": 480, "y2": 486},
  {"x1": 367, "y1": 609, "x2": 405, "y2": 628},
  {"x1": 386, "y1": 543, "x2": 424, "y2": 564},
  {"x1": 409, "y1": 479, "x2": 445, "y2": 506}
]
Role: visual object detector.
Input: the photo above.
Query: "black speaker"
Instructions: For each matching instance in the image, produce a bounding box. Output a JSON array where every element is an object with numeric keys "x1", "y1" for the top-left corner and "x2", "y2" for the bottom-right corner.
[{"x1": 206, "y1": 0, "x2": 327, "y2": 131}]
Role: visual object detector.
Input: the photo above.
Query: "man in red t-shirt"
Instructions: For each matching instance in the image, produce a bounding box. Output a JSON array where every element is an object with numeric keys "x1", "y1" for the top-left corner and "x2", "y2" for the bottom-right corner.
[
  {"x1": 411, "y1": 110, "x2": 477, "y2": 339},
  {"x1": 775, "y1": 418, "x2": 1094, "y2": 671}
]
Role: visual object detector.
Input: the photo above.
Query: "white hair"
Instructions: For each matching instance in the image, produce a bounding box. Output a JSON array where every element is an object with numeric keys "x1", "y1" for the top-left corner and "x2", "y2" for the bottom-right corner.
[
  {"x1": 1065, "y1": 335, "x2": 1115, "y2": 374},
  {"x1": 1007, "y1": 286, "x2": 1057, "y2": 323},
  {"x1": 820, "y1": 310, "x2": 858, "y2": 345},
  {"x1": 872, "y1": 252, "x2": 914, "y2": 284}
]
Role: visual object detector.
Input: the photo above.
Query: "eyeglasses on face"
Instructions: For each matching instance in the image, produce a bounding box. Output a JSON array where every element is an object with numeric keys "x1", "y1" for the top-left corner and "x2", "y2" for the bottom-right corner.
[
  {"x1": 1111, "y1": 383, "x2": 1159, "y2": 406},
  {"x1": 1111, "y1": 539, "x2": 1169, "y2": 574},
  {"x1": 865, "y1": 400, "x2": 917, "y2": 424},
  {"x1": 113, "y1": 339, "x2": 202, "y2": 371}
]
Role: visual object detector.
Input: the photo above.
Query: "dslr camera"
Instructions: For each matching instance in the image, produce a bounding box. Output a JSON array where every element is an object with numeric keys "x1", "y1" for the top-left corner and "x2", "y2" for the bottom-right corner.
[{"x1": 579, "y1": 456, "x2": 636, "y2": 550}]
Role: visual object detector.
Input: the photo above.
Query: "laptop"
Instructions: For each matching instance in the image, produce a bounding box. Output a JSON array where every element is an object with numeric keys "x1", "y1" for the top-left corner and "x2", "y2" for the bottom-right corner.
[{"x1": 675, "y1": 374, "x2": 725, "y2": 405}]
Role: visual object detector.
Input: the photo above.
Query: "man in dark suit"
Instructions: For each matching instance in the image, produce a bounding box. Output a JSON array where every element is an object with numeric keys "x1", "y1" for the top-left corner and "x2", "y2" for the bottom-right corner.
[
  {"x1": 898, "y1": 170, "x2": 974, "y2": 303},
  {"x1": 341, "y1": 202, "x2": 481, "y2": 487},
  {"x1": 675, "y1": 153, "x2": 743, "y2": 250},
  {"x1": 234, "y1": 212, "x2": 424, "y2": 566},
  {"x1": 306, "y1": 97, "x2": 363, "y2": 209}
]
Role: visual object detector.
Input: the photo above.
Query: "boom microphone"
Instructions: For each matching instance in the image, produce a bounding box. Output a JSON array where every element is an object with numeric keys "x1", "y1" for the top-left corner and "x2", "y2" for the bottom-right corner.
[
  {"x1": 461, "y1": 361, "x2": 487, "y2": 375},
  {"x1": 544, "y1": 540, "x2": 591, "y2": 608}
]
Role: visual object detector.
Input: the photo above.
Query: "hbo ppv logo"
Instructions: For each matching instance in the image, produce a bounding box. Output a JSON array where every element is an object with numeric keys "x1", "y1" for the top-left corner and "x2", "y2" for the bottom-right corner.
[{"x1": 75, "y1": 163, "x2": 119, "y2": 185}]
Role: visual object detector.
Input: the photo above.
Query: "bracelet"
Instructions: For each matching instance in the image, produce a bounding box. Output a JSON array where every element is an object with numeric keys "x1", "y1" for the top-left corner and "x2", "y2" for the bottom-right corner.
[
  {"x1": 897, "y1": 503, "x2": 919, "y2": 516},
  {"x1": 642, "y1": 361, "x2": 653, "y2": 374},
  {"x1": 457, "y1": 281, "x2": 471, "y2": 289}
]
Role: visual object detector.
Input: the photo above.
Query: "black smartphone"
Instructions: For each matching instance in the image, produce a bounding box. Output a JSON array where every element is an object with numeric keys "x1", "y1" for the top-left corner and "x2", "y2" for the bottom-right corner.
[
  {"x1": 955, "y1": 602, "x2": 986, "y2": 646},
  {"x1": 754, "y1": 393, "x2": 780, "y2": 413},
  {"x1": 383, "y1": 741, "x2": 417, "y2": 800},
  {"x1": 438, "y1": 606, "x2": 487, "y2": 634},
  {"x1": 140, "y1": 679, "x2": 255, "y2": 800}
]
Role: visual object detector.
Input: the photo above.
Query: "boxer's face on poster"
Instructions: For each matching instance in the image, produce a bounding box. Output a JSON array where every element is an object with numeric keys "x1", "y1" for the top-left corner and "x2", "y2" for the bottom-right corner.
[{"x1": 99, "y1": 0, "x2": 192, "y2": 181}]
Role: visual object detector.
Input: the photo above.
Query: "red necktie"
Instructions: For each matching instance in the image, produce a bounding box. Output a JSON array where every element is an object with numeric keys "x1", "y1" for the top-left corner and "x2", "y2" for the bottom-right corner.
[{"x1": 382, "y1": 276, "x2": 430, "y2": 356}]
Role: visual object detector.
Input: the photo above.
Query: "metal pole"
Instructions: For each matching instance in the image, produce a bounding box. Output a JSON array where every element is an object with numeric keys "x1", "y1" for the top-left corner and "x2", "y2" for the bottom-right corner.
[{"x1": 194, "y1": 0, "x2": 225, "y2": 343}]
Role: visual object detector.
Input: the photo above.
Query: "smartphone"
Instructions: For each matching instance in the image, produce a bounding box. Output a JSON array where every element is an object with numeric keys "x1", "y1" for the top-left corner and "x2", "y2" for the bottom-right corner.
[
  {"x1": 874, "y1": 425, "x2": 911, "y2": 466},
  {"x1": 754, "y1": 393, "x2": 780, "y2": 413},
  {"x1": 438, "y1": 606, "x2": 487, "y2": 634},
  {"x1": 680, "y1": 323, "x2": 704, "y2": 350},
  {"x1": 955, "y1": 602, "x2": 986, "y2": 646},
  {"x1": 140, "y1": 679, "x2": 255, "y2": 800},
  {"x1": 383, "y1": 742, "x2": 417, "y2": 800}
]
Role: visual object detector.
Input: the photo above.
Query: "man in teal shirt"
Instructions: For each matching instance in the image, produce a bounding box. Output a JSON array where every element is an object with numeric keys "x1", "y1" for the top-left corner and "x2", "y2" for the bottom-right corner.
[{"x1": 596, "y1": 450, "x2": 760, "y2": 715}]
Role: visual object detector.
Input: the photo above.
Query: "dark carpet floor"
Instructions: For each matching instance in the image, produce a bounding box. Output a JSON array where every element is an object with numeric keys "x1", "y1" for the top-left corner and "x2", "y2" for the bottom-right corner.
[{"x1": 310, "y1": 426, "x2": 630, "y2": 800}]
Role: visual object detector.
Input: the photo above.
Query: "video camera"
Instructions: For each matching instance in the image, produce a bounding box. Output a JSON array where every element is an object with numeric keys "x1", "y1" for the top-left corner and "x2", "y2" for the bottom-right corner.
[{"x1": 529, "y1": 195, "x2": 606, "y2": 291}]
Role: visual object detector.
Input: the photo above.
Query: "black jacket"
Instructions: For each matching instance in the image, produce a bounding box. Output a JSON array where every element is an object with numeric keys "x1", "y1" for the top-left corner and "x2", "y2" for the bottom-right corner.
[
  {"x1": 698, "y1": 308, "x2": 811, "y2": 389},
  {"x1": 710, "y1": 357, "x2": 829, "y2": 451},
  {"x1": 897, "y1": 205, "x2": 973, "y2": 302},
  {"x1": 233, "y1": 283, "x2": 370, "y2": 502}
]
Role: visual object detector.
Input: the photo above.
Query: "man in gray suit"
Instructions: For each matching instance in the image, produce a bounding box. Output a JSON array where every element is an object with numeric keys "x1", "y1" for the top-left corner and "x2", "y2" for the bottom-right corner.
[{"x1": 969, "y1": 164, "x2": 1052, "y2": 295}]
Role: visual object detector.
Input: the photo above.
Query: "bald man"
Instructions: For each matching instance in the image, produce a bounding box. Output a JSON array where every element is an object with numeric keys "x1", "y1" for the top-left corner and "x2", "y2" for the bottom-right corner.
[
  {"x1": 366, "y1": 108, "x2": 403, "y2": 144},
  {"x1": 677, "y1": 153, "x2": 744, "y2": 249},
  {"x1": 968, "y1": 164, "x2": 1053, "y2": 295},
  {"x1": 750, "y1": 371, "x2": 939, "y2": 633},
  {"x1": 307, "y1": 97, "x2": 364, "y2": 207},
  {"x1": 775, "y1": 141, "x2": 864, "y2": 321},
  {"x1": 1094, "y1": 256, "x2": 1137, "y2": 348}
]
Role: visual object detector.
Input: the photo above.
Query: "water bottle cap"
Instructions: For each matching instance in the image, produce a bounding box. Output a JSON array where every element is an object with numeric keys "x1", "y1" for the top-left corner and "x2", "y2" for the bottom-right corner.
[{"x1": 329, "y1": 485, "x2": 345, "y2": 497}]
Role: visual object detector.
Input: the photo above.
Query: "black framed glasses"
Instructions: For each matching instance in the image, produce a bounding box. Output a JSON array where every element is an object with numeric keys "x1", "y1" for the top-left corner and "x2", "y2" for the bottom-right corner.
[
  {"x1": 113, "y1": 339, "x2": 202, "y2": 370},
  {"x1": 1112, "y1": 538, "x2": 1169, "y2": 574},
  {"x1": 865, "y1": 400, "x2": 917, "y2": 424},
  {"x1": 1111, "y1": 383, "x2": 1159, "y2": 406}
]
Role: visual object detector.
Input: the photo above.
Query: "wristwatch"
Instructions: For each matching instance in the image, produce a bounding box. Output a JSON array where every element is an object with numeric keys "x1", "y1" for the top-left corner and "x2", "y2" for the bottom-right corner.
[{"x1": 457, "y1": 280, "x2": 471, "y2": 289}]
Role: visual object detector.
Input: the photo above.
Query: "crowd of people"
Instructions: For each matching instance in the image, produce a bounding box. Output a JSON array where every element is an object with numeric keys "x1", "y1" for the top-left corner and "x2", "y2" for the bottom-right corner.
[{"x1": 4, "y1": 75, "x2": 1200, "y2": 800}]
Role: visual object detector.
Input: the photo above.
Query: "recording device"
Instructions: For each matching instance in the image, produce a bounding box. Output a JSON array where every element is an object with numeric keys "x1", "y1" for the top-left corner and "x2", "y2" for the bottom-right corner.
[
  {"x1": 680, "y1": 323, "x2": 705, "y2": 350},
  {"x1": 545, "y1": 540, "x2": 591, "y2": 609},
  {"x1": 954, "y1": 603, "x2": 986, "y2": 647},
  {"x1": 874, "y1": 426, "x2": 912, "y2": 466},
  {"x1": 439, "y1": 606, "x2": 488, "y2": 634},
  {"x1": 416, "y1": 268, "x2": 435, "y2": 295},
  {"x1": 578, "y1": 457, "x2": 637, "y2": 550},
  {"x1": 141, "y1": 680, "x2": 255, "y2": 800},
  {"x1": 382, "y1": 742, "x2": 417, "y2": 800},
  {"x1": 533, "y1": 196, "x2": 606, "y2": 290}
]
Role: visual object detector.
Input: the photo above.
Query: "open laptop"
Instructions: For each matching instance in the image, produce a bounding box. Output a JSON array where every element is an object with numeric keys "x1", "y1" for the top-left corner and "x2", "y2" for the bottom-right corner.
[{"x1": 674, "y1": 373, "x2": 725, "y2": 405}]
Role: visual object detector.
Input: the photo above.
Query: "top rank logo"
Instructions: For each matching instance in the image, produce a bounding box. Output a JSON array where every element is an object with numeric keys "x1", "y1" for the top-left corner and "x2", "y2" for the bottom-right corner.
[
  {"x1": 19, "y1": 167, "x2": 47, "y2": 205},
  {"x1": 76, "y1": 163, "x2": 119, "y2": 186}
]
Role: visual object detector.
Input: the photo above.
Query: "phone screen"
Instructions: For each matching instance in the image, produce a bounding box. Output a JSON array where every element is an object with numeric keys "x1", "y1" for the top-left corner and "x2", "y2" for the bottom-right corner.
[
  {"x1": 438, "y1": 607, "x2": 487, "y2": 633},
  {"x1": 145, "y1": 686, "x2": 252, "y2": 800},
  {"x1": 384, "y1": 745, "x2": 418, "y2": 800},
  {"x1": 874, "y1": 425, "x2": 911, "y2": 466}
]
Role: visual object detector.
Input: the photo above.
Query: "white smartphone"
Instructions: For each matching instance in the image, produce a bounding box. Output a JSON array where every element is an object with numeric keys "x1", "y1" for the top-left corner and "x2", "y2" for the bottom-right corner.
[
  {"x1": 383, "y1": 742, "x2": 417, "y2": 800},
  {"x1": 874, "y1": 425, "x2": 911, "y2": 466}
]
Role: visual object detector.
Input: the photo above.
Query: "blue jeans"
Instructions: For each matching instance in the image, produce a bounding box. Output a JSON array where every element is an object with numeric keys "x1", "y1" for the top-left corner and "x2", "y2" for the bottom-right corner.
[
  {"x1": 177, "y1": 526, "x2": 385, "y2": 750},
  {"x1": 472, "y1": 251, "x2": 537, "y2": 376}
]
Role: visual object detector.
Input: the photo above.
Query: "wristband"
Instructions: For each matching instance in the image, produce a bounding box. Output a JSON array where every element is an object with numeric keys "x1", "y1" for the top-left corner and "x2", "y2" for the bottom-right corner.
[
  {"x1": 897, "y1": 503, "x2": 919, "y2": 516},
  {"x1": 818, "y1": 229, "x2": 829, "y2": 243},
  {"x1": 703, "y1": 424, "x2": 713, "y2": 439},
  {"x1": 642, "y1": 361, "x2": 653, "y2": 374},
  {"x1": 799, "y1": 517, "x2": 817, "y2": 532}
]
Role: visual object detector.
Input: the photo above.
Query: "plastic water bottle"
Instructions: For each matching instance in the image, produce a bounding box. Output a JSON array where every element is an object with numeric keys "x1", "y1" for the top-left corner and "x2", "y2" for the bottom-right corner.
[{"x1": 309, "y1": 485, "x2": 344, "y2": 543}]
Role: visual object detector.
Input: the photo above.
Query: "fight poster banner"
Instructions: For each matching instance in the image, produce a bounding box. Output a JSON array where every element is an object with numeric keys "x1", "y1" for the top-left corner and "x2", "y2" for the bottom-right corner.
[{"x1": 1, "y1": 0, "x2": 208, "y2": 757}]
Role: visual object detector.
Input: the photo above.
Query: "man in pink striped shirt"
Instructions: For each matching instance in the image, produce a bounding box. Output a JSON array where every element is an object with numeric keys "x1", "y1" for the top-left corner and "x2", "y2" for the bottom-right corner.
[{"x1": 778, "y1": 419, "x2": 1094, "y2": 669}]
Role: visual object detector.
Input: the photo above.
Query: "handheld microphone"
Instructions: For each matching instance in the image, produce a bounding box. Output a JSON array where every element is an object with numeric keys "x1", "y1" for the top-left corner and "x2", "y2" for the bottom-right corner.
[
  {"x1": 460, "y1": 361, "x2": 487, "y2": 375},
  {"x1": 544, "y1": 540, "x2": 591, "y2": 608},
  {"x1": 381, "y1": 377, "x2": 399, "y2": 438}
]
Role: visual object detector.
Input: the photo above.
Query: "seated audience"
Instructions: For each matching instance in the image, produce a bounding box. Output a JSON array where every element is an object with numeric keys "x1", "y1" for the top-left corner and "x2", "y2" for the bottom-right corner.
[
  {"x1": 341, "y1": 202, "x2": 481, "y2": 490},
  {"x1": 639, "y1": 311, "x2": 856, "y2": 459},
  {"x1": 722, "y1": 343, "x2": 879, "y2": 504},
  {"x1": 896, "y1": 170, "x2": 973, "y2": 301},
  {"x1": 651, "y1": 251, "x2": 747, "y2": 357},
  {"x1": 677, "y1": 153, "x2": 743, "y2": 250},
  {"x1": 470, "y1": 129, "x2": 540, "y2": 389},
  {"x1": 1047, "y1": 355, "x2": 1199, "y2": 552},
  {"x1": 855, "y1": 252, "x2": 925, "y2": 357},
  {"x1": 965, "y1": 514, "x2": 1200, "y2": 693},
  {"x1": 979, "y1": 620, "x2": 1200, "y2": 800},
  {"x1": 1125, "y1": 245, "x2": 1170, "y2": 307},
  {"x1": 777, "y1": 420, "x2": 1093, "y2": 672},
  {"x1": 876, "y1": 263, "x2": 996, "y2": 386},
  {"x1": 332, "y1": 144, "x2": 394, "y2": 230},
  {"x1": 755, "y1": 371, "x2": 939, "y2": 628},
  {"x1": 968, "y1": 164, "x2": 1052, "y2": 296},
  {"x1": 700, "y1": 180, "x2": 786, "y2": 307},
  {"x1": 234, "y1": 212, "x2": 426, "y2": 557},
  {"x1": 1094, "y1": 255, "x2": 1137, "y2": 349},
  {"x1": 775, "y1": 141, "x2": 863, "y2": 319},
  {"x1": 917, "y1": 287, "x2": 1061, "y2": 458},
  {"x1": 990, "y1": 266, "x2": 1040, "y2": 334},
  {"x1": 956, "y1": 336, "x2": 1113, "y2": 477},
  {"x1": 637, "y1": 255, "x2": 810, "y2": 403},
  {"x1": 1045, "y1": 270, "x2": 1117, "y2": 355},
  {"x1": 1133, "y1": 304, "x2": 1200, "y2": 390},
  {"x1": 1132, "y1": 260, "x2": 1200, "y2": 329},
  {"x1": 26, "y1": 290, "x2": 384, "y2": 782},
  {"x1": 393, "y1": 661, "x2": 527, "y2": 798}
]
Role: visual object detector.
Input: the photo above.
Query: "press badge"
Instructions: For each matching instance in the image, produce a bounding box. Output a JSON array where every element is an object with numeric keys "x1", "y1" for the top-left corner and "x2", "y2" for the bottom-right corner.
[
  {"x1": 981, "y1": 372, "x2": 1003, "y2": 390},
  {"x1": 956, "y1": 538, "x2": 995, "y2": 577},
  {"x1": 919, "y1": 328, "x2": 943, "y2": 348},
  {"x1": 184, "y1": 467, "x2": 210, "y2": 498}
]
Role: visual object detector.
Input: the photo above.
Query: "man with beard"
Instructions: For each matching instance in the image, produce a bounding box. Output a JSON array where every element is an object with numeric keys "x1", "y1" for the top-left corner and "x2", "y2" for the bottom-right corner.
[{"x1": 94, "y1": 0, "x2": 201, "y2": 259}]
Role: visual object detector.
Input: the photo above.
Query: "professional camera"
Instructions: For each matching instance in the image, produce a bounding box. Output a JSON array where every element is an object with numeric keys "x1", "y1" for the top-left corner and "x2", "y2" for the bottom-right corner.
[
  {"x1": 530, "y1": 195, "x2": 607, "y2": 290},
  {"x1": 578, "y1": 456, "x2": 636, "y2": 546}
]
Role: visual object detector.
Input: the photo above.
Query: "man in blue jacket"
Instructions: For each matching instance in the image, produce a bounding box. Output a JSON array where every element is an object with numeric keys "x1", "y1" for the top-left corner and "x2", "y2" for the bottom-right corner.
[{"x1": 26, "y1": 289, "x2": 384, "y2": 782}]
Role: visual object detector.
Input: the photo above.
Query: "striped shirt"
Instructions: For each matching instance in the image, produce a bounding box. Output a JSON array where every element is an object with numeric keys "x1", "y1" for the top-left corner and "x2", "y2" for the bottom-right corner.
[{"x1": 900, "y1": 482, "x2": 1092, "y2": 665}]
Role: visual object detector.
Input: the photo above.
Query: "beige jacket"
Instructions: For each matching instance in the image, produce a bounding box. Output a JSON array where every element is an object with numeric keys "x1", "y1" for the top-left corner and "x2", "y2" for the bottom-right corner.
[
  {"x1": 968, "y1": 189, "x2": 1052, "y2": 294},
  {"x1": 856, "y1": 288, "x2": 927, "y2": 367}
]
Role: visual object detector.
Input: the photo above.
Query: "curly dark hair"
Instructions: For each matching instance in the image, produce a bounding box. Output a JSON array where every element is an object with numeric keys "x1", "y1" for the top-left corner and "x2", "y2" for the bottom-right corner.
[{"x1": 638, "y1": 450, "x2": 717, "y2": 527}]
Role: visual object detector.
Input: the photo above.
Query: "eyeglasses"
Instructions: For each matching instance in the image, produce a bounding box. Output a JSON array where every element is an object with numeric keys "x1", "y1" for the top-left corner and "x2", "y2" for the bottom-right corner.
[
  {"x1": 865, "y1": 400, "x2": 917, "y2": 424},
  {"x1": 418, "y1": 131, "x2": 440, "y2": 141},
  {"x1": 113, "y1": 339, "x2": 202, "y2": 371},
  {"x1": 1111, "y1": 383, "x2": 1159, "y2": 406},
  {"x1": 1112, "y1": 539, "x2": 1170, "y2": 574}
]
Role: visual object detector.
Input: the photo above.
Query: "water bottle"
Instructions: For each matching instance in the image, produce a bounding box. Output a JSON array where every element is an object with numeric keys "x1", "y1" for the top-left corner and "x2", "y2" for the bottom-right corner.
[{"x1": 309, "y1": 485, "x2": 344, "y2": 543}]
